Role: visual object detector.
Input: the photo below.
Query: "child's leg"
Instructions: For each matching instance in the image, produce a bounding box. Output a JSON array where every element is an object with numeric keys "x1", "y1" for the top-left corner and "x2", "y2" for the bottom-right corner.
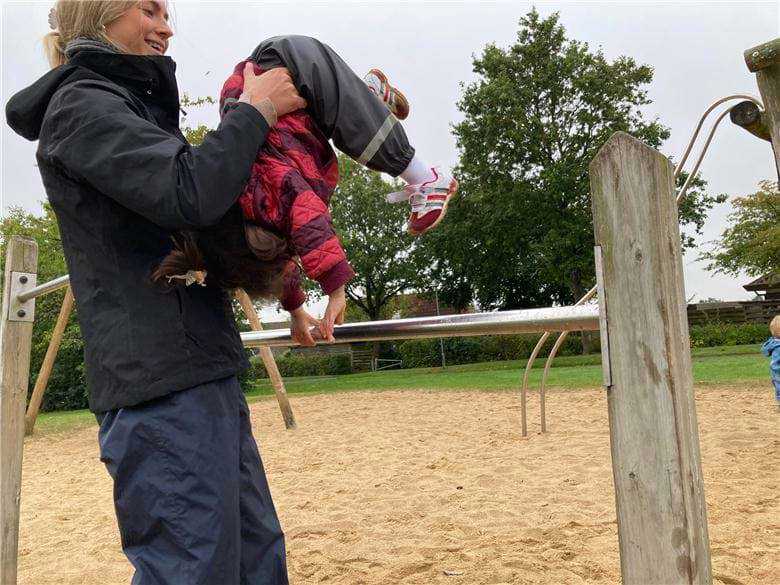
[{"x1": 248, "y1": 35, "x2": 425, "y2": 179}]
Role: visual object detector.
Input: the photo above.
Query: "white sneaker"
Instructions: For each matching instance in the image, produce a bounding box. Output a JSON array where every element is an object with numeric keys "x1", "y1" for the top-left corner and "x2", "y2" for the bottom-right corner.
[{"x1": 386, "y1": 167, "x2": 458, "y2": 235}]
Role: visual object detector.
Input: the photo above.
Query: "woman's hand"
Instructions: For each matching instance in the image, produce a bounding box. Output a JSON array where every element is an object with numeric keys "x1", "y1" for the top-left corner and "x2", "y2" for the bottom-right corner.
[
  {"x1": 241, "y1": 64, "x2": 307, "y2": 118},
  {"x1": 290, "y1": 307, "x2": 320, "y2": 347},
  {"x1": 319, "y1": 286, "x2": 346, "y2": 343}
]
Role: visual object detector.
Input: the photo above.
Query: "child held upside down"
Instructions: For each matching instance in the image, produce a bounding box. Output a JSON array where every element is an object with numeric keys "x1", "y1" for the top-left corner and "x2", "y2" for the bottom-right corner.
[{"x1": 153, "y1": 36, "x2": 457, "y2": 345}]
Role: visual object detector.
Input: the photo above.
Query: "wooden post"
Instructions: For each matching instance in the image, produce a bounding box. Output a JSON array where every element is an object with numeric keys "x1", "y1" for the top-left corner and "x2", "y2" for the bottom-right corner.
[
  {"x1": 24, "y1": 286, "x2": 74, "y2": 435},
  {"x1": 235, "y1": 289, "x2": 296, "y2": 429},
  {"x1": 590, "y1": 132, "x2": 712, "y2": 584},
  {"x1": 745, "y1": 38, "x2": 780, "y2": 179},
  {"x1": 1, "y1": 236, "x2": 38, "y2": 585}
]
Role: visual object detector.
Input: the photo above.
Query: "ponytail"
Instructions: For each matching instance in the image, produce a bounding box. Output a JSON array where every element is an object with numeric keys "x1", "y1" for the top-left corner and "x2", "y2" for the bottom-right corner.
[
  {"x1": 42, "y1": 31, "x2": 67, "y2": 69},
  {"x1": 42, "y1": 1, "x2": 138, "y2": 69}
]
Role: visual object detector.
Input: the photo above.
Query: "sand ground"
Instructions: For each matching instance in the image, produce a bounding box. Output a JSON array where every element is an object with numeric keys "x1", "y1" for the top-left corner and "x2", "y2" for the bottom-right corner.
[{"x1": 16, "y1": 384, "x2": 778, "y2": 584}]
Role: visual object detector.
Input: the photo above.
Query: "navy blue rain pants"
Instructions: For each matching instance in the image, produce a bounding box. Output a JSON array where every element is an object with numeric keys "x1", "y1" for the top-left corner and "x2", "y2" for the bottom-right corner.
[{"x1": 97, "y1": 376, "x2": 287, "y2": 584}]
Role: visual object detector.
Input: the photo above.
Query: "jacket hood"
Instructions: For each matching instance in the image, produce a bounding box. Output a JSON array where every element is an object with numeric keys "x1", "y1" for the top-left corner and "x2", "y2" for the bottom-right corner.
[
  {"x1": 762, "y1": 337, "x2": 780, "y2": 356},
  {"x1": 5, "y1": 64, "x2": 84, "y2": 141},
  {"x1": 5, "y1": 52, "x2": 178, "y2": 142}
]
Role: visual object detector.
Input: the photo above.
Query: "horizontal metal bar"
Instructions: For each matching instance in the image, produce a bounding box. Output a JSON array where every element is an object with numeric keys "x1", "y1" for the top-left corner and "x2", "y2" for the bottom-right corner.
[
  {"x1": 16, "y1": 274, "x2": 70, "y2": 303},
  {"x1": 242, "y1": 305, "x2": 599, "y2": 348}
]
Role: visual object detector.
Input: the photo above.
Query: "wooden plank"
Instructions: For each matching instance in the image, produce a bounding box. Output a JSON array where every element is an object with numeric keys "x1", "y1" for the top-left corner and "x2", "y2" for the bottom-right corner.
[
  {"x1": 590, "y1": 132, "x2": 712, "y2": 584},
  {"x1": 1, "y1": 236, "x2": 38, "y2": 585},
  {"x1": 235, "y1": 290, "x2": 296, "y2": 429},
  {"x1": 24, "y1": 286, "x2": 74, "y2": 435}
]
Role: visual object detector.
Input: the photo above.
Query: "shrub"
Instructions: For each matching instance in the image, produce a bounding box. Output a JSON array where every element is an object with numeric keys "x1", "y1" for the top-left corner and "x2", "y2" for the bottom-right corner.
[
  {"x1": 249, "y1": 351, "x2": 353, "y2": 379},
  {"x1": 396, "y1": 332, "x2": 599, "y2": 369},
  {"x1": 689, "y1": 322, "x2": 769, "y2": 347},
  {"x1": 397, "y1": 339, "x2": 441, "y2": 368}
]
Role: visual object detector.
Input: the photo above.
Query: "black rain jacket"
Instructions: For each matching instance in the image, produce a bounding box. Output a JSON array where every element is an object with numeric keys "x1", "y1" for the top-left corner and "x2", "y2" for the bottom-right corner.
[{"x1": 5, "y1": 50, "x2": 270, "y2": 412}]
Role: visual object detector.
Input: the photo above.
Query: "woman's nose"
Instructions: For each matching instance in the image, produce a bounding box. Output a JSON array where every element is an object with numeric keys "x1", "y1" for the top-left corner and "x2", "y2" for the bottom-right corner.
[{"x1": 157, "y1": 20, "x2": 173, "y2": 40}]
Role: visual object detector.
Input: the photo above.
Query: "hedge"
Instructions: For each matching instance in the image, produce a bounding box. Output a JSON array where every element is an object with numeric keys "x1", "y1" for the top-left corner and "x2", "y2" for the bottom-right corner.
[
  {"x1": 689, "y1": 322, "x2": 769, "y2": 347},
  {"x1": 396, "y1": 332, "x2": 598, "y2": 369},
  {"x1": 250, "y1": 351, "x2": 352, "y2": 379},
  {"x1": 394, "y1": 322, "x2": 771, "y2": 368}
]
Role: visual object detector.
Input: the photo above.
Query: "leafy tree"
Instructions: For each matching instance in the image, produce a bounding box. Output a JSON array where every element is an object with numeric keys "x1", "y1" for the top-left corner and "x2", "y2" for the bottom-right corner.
[
  {"x1": 701, "y1": 180, "x2": 779, "y2": 277},
  {"x1": 425, "y1": 8, "x2": 724, "y2": 313},
  {"x1": 330, "y1": 155, "x2": 426, "y2": 321},
  {"x1": 1, "y1": 204, "x2": 88, "y2": 411},
  {"x1": 180, "y1": 94, "x2": 216, "y2": 146}
]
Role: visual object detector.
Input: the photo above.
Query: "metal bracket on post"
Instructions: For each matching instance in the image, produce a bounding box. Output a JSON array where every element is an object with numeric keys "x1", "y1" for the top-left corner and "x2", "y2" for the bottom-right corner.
[
  {"x1": 8, "y1": 272, "x2": 37, "y2": 323},
  {"x1": 594, "y1": 246, "x2": 611, "y2": 389}
]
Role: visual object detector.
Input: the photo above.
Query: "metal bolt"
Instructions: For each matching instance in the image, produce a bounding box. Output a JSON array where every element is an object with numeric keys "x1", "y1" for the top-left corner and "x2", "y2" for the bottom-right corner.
[
  {"x1": 19, "y1": 275, "x2": 28, "y2": 284},
  {"x1": 17, "y1": 309, "x2": 26, "y2": 318}
]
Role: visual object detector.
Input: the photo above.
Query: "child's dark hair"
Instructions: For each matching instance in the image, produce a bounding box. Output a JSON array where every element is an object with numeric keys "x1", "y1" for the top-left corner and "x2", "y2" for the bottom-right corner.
[{"x1": 151, "y1": 205, "x2": 289, "y2": 300}]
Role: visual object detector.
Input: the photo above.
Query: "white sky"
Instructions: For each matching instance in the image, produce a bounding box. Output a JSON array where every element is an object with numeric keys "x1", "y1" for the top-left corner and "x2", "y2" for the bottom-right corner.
[{"x1": 2, "y1": 0, "x2": 779, "y2": 321}]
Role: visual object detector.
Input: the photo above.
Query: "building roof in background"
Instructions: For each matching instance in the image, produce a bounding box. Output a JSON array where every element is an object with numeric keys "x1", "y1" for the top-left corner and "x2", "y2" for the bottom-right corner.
[{"x1": 743, "y1": 273, "x2": 780, "y2": 292}]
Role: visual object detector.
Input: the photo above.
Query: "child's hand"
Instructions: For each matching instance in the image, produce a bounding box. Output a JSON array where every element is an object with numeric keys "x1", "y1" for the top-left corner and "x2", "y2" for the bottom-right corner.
[
  {"x1": 319, "y1": 286, "x2": 346, "y2": 343},
  {"x1": 290, "y1": 307, "x2": 320, "y2": 347}
]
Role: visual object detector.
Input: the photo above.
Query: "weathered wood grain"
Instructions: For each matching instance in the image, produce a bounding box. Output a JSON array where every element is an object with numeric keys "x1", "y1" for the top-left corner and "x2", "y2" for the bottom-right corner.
[
  {"x1": 590, "y1": 132, "x2": 712, "y2": 585},
  {"x1": 1, "y1": 236, "x2": 38, "y2": 585}
]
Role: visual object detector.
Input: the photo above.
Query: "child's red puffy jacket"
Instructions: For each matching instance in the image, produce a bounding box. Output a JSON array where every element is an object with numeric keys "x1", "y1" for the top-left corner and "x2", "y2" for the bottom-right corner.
[{"x1": 220, "y1": 60, "x2": 354, "y2": 310}]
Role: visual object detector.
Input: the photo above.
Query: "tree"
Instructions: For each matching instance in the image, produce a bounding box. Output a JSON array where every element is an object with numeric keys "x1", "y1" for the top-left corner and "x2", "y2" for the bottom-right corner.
[
  {"x1": 1, "y1": 204, "x2": 88, "y2": 410},
  {"x1": 330, "y1": 155, "x2": 427, "y2": 321},
  {"x1": 180, "y1": 94, "x2": 216, "y2": 146},
  {"x1": 701, "y1": 180, "x2": 779, "y2": 277},
  {"x1": 425, "y1": 8, "x2": 724, "y2": 313}
]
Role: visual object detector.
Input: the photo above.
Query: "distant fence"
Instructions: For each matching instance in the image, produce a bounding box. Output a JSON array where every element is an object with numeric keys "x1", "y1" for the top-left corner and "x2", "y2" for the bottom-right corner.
[{"x1": 687, "y1": 300, "x2": 779, "y2": 325}]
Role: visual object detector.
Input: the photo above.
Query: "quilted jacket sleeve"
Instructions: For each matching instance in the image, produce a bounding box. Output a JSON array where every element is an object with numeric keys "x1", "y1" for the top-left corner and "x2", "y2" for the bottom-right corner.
[
  {"x1": 280, "y1": 260, "x2": 306, "y2": 312},
  {"x1": 288, "y1": 186, "x2": 355, "y2": 294}
]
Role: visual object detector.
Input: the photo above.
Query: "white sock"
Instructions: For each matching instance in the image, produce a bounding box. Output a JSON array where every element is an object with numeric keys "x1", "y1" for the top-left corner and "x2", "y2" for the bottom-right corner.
[{"x1": 400, "y1": 155, "x2": 435, "y2": 185}]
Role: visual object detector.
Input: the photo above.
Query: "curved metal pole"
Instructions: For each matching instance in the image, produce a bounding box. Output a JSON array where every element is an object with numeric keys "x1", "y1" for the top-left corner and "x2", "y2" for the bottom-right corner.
[
  {"x1": 674, "y1": 94, "x2": 762, "y2": 178},
  {"x1": 537, "y1": 285, "x2": 598, "y2": 431},
  {"x1": 539, "y1": 329, "x2": 570, "y2": 433},
  {"x1": 675, "y1": 108, "x2": 733, "y2": 205},
  {"x1": 519, "y1": 331, "x2": 551, "y2": 437}
]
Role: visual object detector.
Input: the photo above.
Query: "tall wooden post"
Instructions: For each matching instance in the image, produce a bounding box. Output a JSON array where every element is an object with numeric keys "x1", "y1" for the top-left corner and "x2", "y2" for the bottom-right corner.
[
  {"x1": 24, "y1": 286, "x2": 74, "y2": 435},
  {"x1": 1, "y1": 236, "x2": 38, "y2": 585},
  {"x1": 744, "y1": 38, "x2": 780, "y2": 179},
  {"x1": 235, "y1": 290, "x2": 297, "y2": 429},
  {"x1": 590, "y1": 133, "x2": 712, "y2": 584}
]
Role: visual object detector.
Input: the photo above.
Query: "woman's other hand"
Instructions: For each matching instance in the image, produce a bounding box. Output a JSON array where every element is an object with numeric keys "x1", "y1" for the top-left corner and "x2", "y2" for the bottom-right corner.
[
  {"x1": 241, "y1": 64, "x2": 307, "y2": 118},
  {"x1": 290, "y1": 307, "x2": 320, "y2": 347},
  {"x1": 319, "y1": 286, "x2": 346, "y2": 343}
]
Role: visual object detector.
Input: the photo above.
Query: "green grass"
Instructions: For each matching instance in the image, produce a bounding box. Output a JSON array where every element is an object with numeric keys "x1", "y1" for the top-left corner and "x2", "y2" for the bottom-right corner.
[
  {"x1": 30, "y1": 344, "x2": 769, "y2": 436},
  {"x1": 245, "y1": 343, "x2": 767, "y2": 397}
]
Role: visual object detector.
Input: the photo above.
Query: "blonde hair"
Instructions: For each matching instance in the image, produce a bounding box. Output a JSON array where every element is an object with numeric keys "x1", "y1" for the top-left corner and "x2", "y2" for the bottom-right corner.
[
  {"x1": 43, "y1": 1, "x2": 139, "y2": 68},
  {"x1": 771, "y1": 315, "x2": 780, "y2": 338}
]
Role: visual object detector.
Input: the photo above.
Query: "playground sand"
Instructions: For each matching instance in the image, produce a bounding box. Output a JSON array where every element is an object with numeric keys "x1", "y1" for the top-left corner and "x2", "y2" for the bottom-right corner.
[{"x1": 17, "y1": 385, "x2": 778, "y2": 584}]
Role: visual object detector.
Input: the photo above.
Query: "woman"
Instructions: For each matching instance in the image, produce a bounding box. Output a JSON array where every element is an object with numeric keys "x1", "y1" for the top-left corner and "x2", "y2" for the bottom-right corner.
[{"x1": 5, "y1": 1, "x2": 304, "y2": 582}]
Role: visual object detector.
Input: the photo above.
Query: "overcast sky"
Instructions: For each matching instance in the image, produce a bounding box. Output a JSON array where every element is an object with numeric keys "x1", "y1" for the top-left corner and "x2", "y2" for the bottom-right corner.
[{"x1": 2, "y1": 1, "x2": 778, "y2": 320}]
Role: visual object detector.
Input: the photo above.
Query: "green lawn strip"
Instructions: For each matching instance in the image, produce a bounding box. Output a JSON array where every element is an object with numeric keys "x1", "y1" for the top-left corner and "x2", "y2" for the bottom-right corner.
[
  {"x1": 31, "y1": 408, "x2": 96, "y2": 435},
  {"x1": 246, "y1": 347, "x2": 768, "y2": 397},
  {"x1": 28, "y1": 345, "x2": 769, "y2": 436}
]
